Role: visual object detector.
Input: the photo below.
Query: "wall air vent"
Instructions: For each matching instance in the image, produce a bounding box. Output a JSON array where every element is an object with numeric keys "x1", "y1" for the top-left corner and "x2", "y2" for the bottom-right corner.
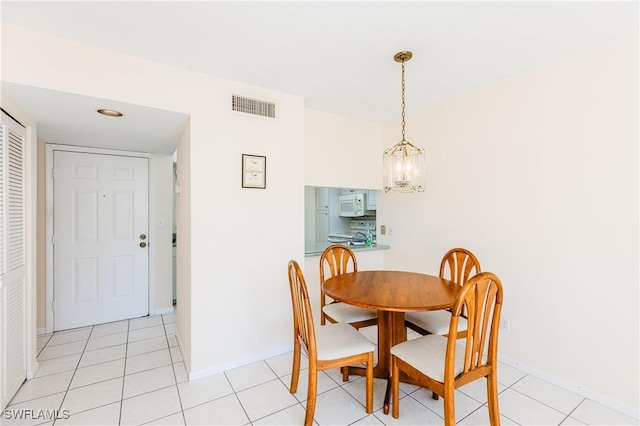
[{"x1": 231, "y1": 95, "x2": 276, "y2": 118}]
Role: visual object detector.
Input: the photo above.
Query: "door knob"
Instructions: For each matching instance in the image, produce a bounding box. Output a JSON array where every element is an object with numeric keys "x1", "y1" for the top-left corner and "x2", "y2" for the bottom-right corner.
[
  {"x1": 140, "y1": 234, "x2": 147, "y2": 240},
  {"x1": 139, "y1": 242, "x2": 147, "y2": 248}
]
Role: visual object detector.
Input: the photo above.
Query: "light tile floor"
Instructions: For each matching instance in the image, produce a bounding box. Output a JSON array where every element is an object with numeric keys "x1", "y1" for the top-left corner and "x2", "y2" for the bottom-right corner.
[{"x1": 4, "y1": 314, "x2": 638, "y2": 425}]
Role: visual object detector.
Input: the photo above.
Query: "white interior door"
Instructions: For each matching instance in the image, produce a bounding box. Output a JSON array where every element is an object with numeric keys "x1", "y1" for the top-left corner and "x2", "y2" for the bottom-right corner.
[
  {"x1": 53, "y1": 151, "x2": 149, "y2": 331},
  {"x1": 0, "y1": 111, "x2": 27, "y2": 410}
]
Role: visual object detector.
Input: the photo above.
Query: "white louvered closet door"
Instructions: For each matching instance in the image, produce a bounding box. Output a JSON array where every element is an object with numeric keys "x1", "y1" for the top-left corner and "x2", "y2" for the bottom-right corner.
[{"x1": 0, "y1": 111, "x2": 26, "y2": 410}]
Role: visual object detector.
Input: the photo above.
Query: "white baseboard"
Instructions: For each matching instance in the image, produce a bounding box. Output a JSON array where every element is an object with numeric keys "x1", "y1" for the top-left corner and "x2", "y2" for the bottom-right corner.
[
  {"x1": 154, "y1": 306, "x2": 175, "y2": 315},
  {"x1": 36, "y1": 327, "x2": 46, "y2": 336},
  {"x1": 498, "y1": 354, "x2": 639, "y2": 420},
  {"x1": 188, "y1": 344, "x2": 294, "y2": 381},
  {"x1": 26, "y1": 361, "x2": 40, "y2": 380},
  {"x1": 175, "y1": 332, "x2": 191, "y2": 376}
]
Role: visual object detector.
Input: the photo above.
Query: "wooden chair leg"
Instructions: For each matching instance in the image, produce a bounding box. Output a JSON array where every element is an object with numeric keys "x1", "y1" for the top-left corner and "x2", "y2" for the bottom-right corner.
[
  {"x1": 290, "y1": 341, "x2": 301, "y2": 393},
  {"x1": 304, "y1": 367, "x2": 318, "y2": 426},
  {"x1": 487, "y1": 373, "x2": 501, "y2": 426},
  {"x1": 365, "y1": 352, "x2": 373, "y2": 413},
  {"x1": 443, "y1": 384, "x2": 456, "y2": 426},
  {"x1": 342, "y1": 366, "x2": 349, "y2": 382},
  {"x1": 391, "y1": 357, "x2": 400, "y2": 419}
]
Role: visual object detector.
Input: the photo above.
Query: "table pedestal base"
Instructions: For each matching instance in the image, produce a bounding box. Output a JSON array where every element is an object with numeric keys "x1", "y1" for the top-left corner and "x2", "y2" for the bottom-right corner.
[{"x1": 343, "y1": 311, "x2": 426, "y2": 414}]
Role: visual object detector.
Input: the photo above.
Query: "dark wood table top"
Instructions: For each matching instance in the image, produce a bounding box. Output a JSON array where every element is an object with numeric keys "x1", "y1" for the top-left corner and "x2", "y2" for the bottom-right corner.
[{"x1": 322, "y1": 270, "x2": 459, "y2": 312}]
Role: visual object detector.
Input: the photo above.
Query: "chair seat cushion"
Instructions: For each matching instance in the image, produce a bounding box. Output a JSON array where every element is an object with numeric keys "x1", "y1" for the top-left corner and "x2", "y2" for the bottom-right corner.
[
  {"x1": 323, "y1": 302, "x2": 377, "y2": 324},
  {"x1": 390, "y1": 335, "x2": 465, "y2": 383},
  {"x1": 405, "y1": 310, "x2": 467, "y2": 335},
  {"x1": 316, "y1": 322, "x2": 375, "y2": 361}
]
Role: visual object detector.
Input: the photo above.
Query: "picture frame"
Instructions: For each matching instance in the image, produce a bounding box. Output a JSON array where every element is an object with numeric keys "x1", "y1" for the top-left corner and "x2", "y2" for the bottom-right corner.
[{"x1": 242, "y1": 154, "x2": 266, "y2": 189}]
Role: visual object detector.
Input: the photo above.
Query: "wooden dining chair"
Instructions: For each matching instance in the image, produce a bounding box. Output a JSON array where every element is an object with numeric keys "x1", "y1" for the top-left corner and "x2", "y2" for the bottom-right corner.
[
  {"x1": 391, "y1": 272, "x2": 503, "y2": 425},
  {"x1": 320, "y1": 244, "x2": 377, "y2": 329},
  {"x1": 405, "y1": 247, "x2": 481, "y2": 338},
  {"x1": 288, "y1": 260, "x2": 374, "y2": 426}
]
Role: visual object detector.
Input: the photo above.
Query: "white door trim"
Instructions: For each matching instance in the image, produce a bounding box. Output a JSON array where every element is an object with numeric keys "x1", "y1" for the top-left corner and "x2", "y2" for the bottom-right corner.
[{"x1": 45, "y1": 144, "x2": 155, "y2": 333}]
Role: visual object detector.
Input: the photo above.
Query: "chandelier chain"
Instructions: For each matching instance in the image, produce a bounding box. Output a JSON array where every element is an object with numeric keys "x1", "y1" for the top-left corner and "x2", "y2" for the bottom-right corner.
[{"x1": 401, "y1": 58, "x2": 406, "y2": 140}]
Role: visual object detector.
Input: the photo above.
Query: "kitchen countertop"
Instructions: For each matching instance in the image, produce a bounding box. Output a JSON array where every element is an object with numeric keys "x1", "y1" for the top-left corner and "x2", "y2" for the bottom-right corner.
[{"x1": 305, "y1": 242, "x2": 390, "y2": 257}]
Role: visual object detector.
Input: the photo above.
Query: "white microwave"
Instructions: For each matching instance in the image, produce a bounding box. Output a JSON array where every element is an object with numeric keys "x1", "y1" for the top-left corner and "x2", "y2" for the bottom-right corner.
[{"x1": 339, "y1": 193, "x2": 367, "y2": 217}]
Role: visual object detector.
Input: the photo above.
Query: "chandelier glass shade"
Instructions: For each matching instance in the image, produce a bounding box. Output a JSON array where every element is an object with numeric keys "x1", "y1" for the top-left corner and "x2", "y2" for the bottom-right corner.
[
  {"x1": 383, "y1": 51, "x2": 426, "y2": 193},
  {"x1": 383, "y1": 140, "x2": 425, "y2": 193}
]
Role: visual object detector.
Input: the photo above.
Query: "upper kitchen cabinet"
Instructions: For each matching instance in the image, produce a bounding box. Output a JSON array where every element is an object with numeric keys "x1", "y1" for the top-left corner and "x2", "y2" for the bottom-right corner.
[
  {"x1": 305, "y1": 186, "x2": 351, "y2": 243},
  {"x1": 367, "y1": 190, "x2": 377, "y2": 210},
  {"x1": 316, "y1": 187, "x2": 330, "y2": 210},
  {"x1": 316, "y1": 187, "x2": 330, "y2": 242}
]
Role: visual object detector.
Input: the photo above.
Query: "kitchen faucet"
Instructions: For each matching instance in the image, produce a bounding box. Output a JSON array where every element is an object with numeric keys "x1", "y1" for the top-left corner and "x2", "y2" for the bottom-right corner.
[{"x1": 355, "y1": 231, "x2": 374, "y2": 246}]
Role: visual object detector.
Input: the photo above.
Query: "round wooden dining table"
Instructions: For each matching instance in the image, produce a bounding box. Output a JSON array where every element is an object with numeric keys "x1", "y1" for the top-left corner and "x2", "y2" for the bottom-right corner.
[{"x1": 322, "y1": 270, "x2": 460, "y2": 413}]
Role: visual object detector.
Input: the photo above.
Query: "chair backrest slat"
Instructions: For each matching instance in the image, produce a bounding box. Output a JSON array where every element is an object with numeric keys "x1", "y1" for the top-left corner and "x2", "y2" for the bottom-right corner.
[
  {"x1": 320, "y1": 244, "x2": 358, "y2": 283},
  {"x1": 288, "y1": 260, "x2": 317, "y2": 360},
  {"x1": 439, "y1": 248, "x2": 481, "y2": 320},
  {"x1": 447, "y1": 272, "x2": 503, "y2": 376},
  {"x1": 319, "y1": 245, "x2": 358, "y2": 315},
  {"x1": 439, "y1": 248, "x2": 481, "y2": 286}
]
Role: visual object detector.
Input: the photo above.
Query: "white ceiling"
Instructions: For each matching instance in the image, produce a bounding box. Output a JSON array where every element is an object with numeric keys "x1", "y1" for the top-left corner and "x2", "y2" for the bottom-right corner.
[
  {"x1": 1, "y1": 82, "x2": 189, "y2": 154},
  {"x1": 1, "y1": 1, "x2": 638, "y2": 154}
]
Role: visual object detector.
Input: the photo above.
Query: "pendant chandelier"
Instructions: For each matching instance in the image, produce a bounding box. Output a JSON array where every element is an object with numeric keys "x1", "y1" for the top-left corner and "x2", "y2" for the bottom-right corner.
[{"x1": 383, "y1": 51, "x2": 426, "y2": 193}]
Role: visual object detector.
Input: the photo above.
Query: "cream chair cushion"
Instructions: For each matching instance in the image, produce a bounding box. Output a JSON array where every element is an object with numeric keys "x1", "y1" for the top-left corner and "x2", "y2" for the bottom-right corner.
[
  {"x1": 390, "y1": 335, "x2": 466, "y2": 383},
  {"x1": 405, "y1": 310, "x2": 468, "y2": 335},
  {"x1": 323, "y1": 302, "x2": 377, "y2": 324},
  {"x1": 316, "y1": 322, "x2": 375, "y2": 361}
]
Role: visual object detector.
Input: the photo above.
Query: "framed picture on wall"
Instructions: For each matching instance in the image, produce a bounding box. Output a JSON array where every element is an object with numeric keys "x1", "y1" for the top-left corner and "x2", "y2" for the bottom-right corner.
[{"x1": 242, "y1": 154, "x2": 266, "y2": 189}]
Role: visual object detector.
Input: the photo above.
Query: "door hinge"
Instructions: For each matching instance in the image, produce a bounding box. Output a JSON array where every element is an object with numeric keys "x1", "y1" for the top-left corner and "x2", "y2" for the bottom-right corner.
[
  {"x1": 52, "y1": 234, "x2": 55, "y2": 245},
  {"x1": 51, "y1": 300, "x2": 55, "y2": 312},
  {"x1": 51, "y1": 168, "x2": 55, "y2": 178}
]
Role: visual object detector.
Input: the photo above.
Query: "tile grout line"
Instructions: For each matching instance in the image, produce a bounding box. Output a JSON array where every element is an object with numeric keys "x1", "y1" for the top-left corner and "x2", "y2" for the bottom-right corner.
[
  {"x1": 267, "y1": 356, "x2": 374, "y2": 423},
  {"x1": 564, "y1": 398, "x2": 589, "y2": 425},
  {"x1": 403, "y1": 391, "x2": 445, "y2": 422},
  {"x1": 275, "y1": 373, "x2": 308, "y2": 417},
  {"x1": 478, "y1": 375, "x2": 523, "y2": 425},
  {"x1": 117, "y1": 319, "x2": 131, "y2": 426},
  {"x1": 35, "y1": 333, "x2": 53, "y2": 358},
  {"x1": 260, "y1": 358, "x2": 309, "y2": 423},
  {"x1": 506, "y1": 378, "x2": 578, "y2": 420},
  {"x1": 163, "y1": 312, "x2": 187, "y2": 426},
  {"x1": 223, "y1": 369, "x2": 255, "y2": 424},
  {"x1": 332, "y1": 374, "x2": 375, "y2": 415},
  {"x1": 492, "y1": 373, "x2": 557, "y2": 425},
  {"x1": 51, "y1": 324, "x2": 95, "y2": 425},
  {"x1": 107, "y1": 314, "x2": 179, "y2": 425}
]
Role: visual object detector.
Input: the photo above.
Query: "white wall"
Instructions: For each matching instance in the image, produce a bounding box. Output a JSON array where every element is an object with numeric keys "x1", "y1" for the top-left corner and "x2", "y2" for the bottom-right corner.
[
  {"x1": 377, "y1": 33, "x2": 639, "y2": 412},
  {"x1": 2, "y1": 25, "x2": 304, "y2": 378},
  {"x1": 188, "y1": 93, "x2": 304, "y2": 376},
  {"x1": 149, "y1": 154, "x2": 174, "y2": 313},
  {"x1": 305, "y1": 109, "x2": 383, "y2": 189},
  {"x1": 175, "y1": 119, "x2": 192, "y2": 371}
]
